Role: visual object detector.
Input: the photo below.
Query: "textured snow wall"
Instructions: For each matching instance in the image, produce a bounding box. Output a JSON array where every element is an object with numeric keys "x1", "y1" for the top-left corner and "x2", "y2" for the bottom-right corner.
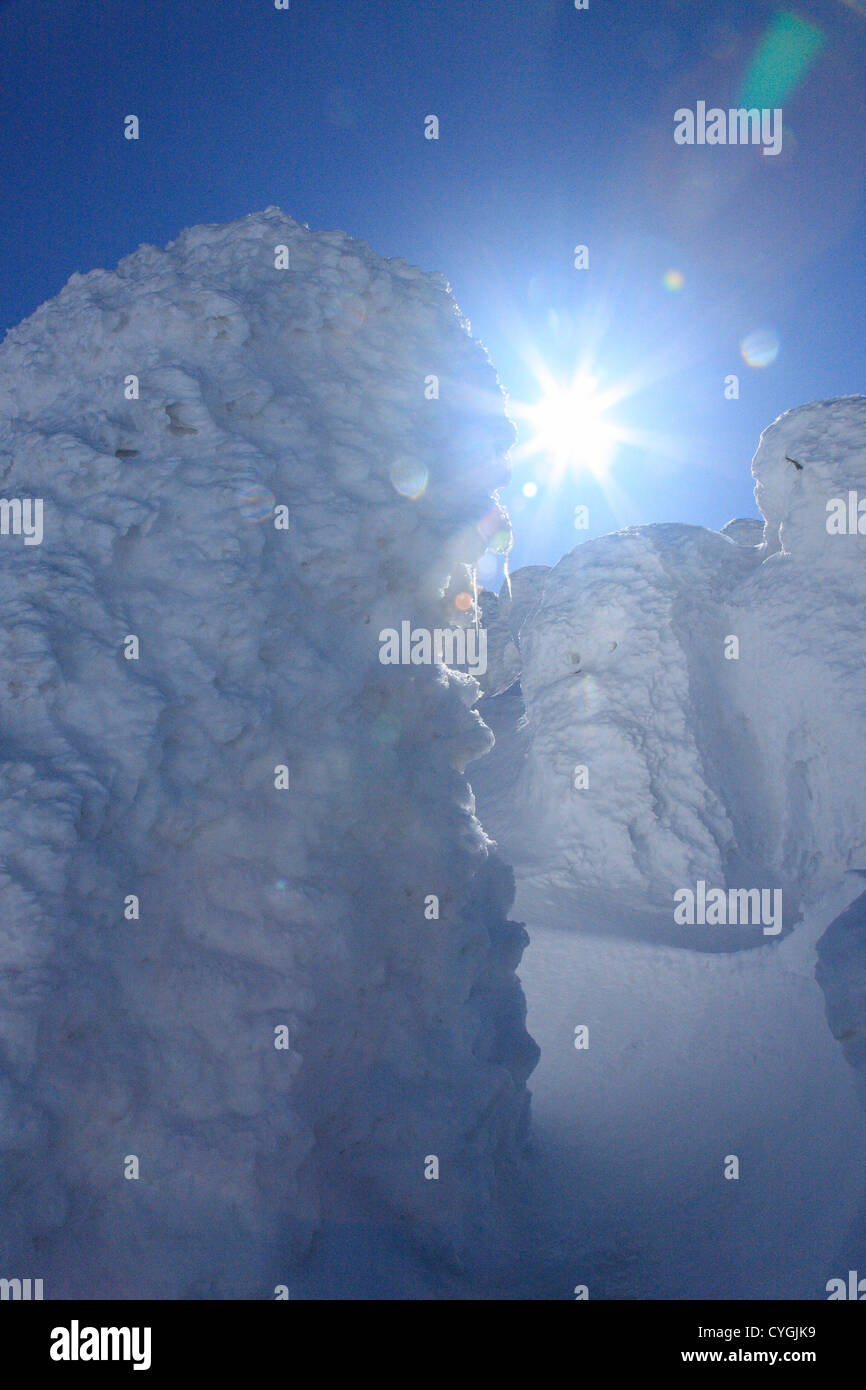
[
  {"x1": 482, "y1": 398, "x2": 866, "y2": 936},
  {"x1": 0, "y1": 208, "x2": 538, "y2": 1297}
]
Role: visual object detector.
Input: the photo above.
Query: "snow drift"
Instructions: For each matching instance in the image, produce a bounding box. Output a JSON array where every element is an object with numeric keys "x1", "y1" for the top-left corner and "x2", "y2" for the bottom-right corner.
[{"x1": 0, "y1": 208, "x2": 537, "y2": 1298}]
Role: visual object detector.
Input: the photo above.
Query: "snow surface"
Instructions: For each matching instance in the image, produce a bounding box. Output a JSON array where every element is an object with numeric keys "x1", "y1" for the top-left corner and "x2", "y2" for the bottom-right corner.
[{"x1": 0, "y1": 209, "x2": 537, "y2": 1298}]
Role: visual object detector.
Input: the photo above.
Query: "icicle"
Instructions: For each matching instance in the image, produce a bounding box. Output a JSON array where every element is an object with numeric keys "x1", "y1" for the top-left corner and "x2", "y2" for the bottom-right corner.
[{"x1": 502, "y1": 552, "x2": 513, "y2": 602}]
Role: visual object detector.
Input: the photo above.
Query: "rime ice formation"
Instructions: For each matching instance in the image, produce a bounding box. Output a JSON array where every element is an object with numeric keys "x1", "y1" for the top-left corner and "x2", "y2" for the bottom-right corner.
[
  {"x1": 0, "y1": 208, "x2": 538, "y2": 1298},
  {"x1": 468, "y1": 398, "x2": 866, "y2": 1299},
  {"x1": 476, "y1": 397, "x2": 866, "y2": 943}
]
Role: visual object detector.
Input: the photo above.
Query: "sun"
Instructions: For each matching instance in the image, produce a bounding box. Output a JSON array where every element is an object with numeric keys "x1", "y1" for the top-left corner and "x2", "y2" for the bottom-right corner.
[{"x1": 513, "y1": 370, "x2": 621, "y2": 481}]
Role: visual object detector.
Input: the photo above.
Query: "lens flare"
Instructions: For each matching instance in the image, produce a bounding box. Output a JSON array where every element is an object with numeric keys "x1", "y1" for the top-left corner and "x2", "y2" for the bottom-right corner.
[
  {"x1": 740, "y1": 329, "x2": 780, "y2": 368},
  {"x1": 738, "y1": 11, "x2": 826, "y2": 108},
  {"x1": 476, "y1": 550, "x2": 500, "y2": 587},
  {"x1": 236, "y1": 481, "x2": 275, "y2": 521},
  {"x1": 476, "y1": 505, "x2": 512, "y2": 554},
  {"x1": 321, "y1": 290, "x2": 367, "y2": 333},
  {"x1": 389, "y1": 456, "x2": 428, "y2": 499},
  {"x1": 663, "y1": 269, "x2": 684, "y2": 291}
]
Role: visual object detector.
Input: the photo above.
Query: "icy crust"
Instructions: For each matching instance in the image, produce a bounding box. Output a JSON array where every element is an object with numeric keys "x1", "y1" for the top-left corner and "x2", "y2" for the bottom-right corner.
[
  {"x1": 0, "y1": 208, "x2": 536, "y2": 1297},
  {"x1": 494, "y1": 398, "x2": 866, "y2": 929}
]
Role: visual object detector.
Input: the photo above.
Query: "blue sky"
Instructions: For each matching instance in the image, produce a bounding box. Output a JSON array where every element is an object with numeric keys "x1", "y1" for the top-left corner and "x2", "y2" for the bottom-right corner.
[{"x1": 1, "y1": 0, "x2": 864, "y2": 568}]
